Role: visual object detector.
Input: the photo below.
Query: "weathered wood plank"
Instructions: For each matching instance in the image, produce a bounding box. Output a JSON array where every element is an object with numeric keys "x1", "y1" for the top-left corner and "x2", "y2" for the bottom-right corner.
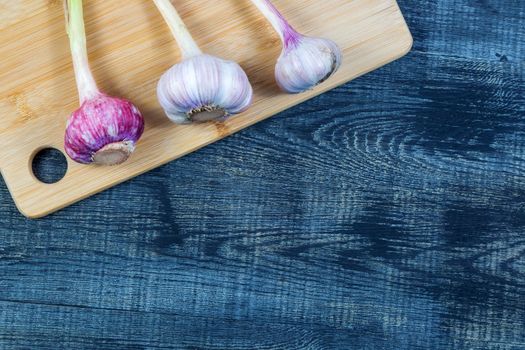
[{"x1": 0, "y1": 0, "x2": 524, "y2": 348}]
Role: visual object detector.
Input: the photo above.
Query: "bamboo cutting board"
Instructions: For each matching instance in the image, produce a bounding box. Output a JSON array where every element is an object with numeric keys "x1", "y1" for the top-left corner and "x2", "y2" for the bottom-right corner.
[{"x1": 0, "y1": 0, "x2": 412, "y2": 218}]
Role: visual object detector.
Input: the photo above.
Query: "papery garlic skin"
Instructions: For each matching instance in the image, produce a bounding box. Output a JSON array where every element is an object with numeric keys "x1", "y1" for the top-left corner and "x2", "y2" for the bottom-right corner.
[
  {"x1": 65, "y1": 93, "x2": 145, "y2": 165},
  {"x1": 157, "y1": 54, "x2": 253, "y2": 124},
  {"x1": 276, "y1": 36, "x2": 342, "y2": 94}
]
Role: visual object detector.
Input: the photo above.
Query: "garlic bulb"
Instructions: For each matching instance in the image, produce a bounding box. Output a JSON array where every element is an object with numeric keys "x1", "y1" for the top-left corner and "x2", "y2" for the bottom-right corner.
[
  {"x1": 154, "y1": 0, "x2": 253, "y2": 124},
  {"x1": 275, "y1": 36, "x2": 342, "y2": 94},
  {"x1": 250, "y1": 0, "x2": 342, "y2": 93},
  {"x1": 63, "y1": 0, "x2": 144, "y2": 165},
  {"x1": 157, "y1": 54, "x2": 253, "y2": 124},
  {"x1": 65, "y1": 94, "x2": 144, "y2": 165}
]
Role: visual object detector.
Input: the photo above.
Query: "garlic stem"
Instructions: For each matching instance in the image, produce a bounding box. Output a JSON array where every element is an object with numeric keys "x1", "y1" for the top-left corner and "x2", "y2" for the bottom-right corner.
[
  {"x1": 249, "y1": 0, "x2": 301, "y2": 48},
  {"x1": 153, "y1": 0, "x2": 203, "y2": 59},
  {"x1": 65, "y1": 0, "x2": 99, "y2": 104}
]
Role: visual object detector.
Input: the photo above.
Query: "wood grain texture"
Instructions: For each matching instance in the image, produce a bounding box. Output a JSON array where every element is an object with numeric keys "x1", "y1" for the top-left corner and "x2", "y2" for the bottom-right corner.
[
  {"x1": 0, "y1": 0, "x2": 524, "y2": 349},
  {"x1": 0, "y1": 0, "x2": 412, "y2": 218}
]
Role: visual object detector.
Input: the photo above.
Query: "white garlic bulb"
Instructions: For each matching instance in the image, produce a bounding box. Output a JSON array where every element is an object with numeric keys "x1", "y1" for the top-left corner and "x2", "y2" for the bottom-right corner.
[
  {"x1": 157, "y1": 54, "x2": 253, "y2": 124},
  {"x1": 154, "y1": 0, "x2": 253, "y2": 124},
  {"x1": 276, "y1": 36, "x2": 342, "y2": 94},
  {"x1": 250, "y1": 0, "x2": 342, "y2": 94}
]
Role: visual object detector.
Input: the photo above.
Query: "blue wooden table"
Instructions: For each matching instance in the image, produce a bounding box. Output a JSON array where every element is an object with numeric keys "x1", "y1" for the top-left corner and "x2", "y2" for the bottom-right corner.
[{"x1": 1, "y1": 1, "x2": 524, "y2": 349}]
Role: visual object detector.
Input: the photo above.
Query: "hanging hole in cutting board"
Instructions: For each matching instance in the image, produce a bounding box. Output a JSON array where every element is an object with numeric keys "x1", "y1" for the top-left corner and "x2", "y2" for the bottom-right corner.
[{"x1": 31, "y1": 148, "x2": 68, "y2": 184}]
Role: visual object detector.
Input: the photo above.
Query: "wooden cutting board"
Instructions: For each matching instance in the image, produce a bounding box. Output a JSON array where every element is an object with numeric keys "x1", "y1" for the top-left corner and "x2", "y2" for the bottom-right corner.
[{"x1": 0, "y1": 0, "x2": 412, "y2": 218}]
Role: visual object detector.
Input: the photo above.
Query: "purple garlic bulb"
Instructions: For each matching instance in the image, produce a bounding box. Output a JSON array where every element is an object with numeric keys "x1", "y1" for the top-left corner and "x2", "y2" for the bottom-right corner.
[
  {"x1": 63, "y1": 0, "x2": 145, "y2": 165},
  {"x1": 65, "y1": 93, "x2": 144, "y2": 165}
]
